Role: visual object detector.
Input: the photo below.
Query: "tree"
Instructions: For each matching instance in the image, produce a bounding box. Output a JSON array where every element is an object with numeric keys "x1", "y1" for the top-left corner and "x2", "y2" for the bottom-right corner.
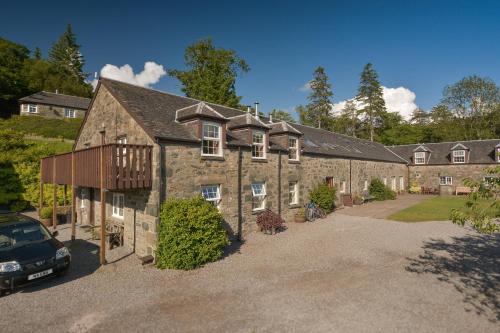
[
  {"x1": 302, "y1": 67, "x2": 334, "y2": 129},
  {"x1": 410, "y1": 107, "x2": 429, "y2": 125},
  {"x1": 269, "y1": 109, "x2": 295, "y2": 123},
  {"x1": 336, "y1": 100, "x2": 359, "y2": 137},
  {"x1": 168, "y1": 38, "x2": 249, "y2": 108},
  {"x1": 33, "y1": 47, "x2": 42, "y2": 60},
  {"x1": 451, "y1": 166, "x2": 500, "y2": 234},
  {"x1": 49, "y1": 24, "x2": 86, "y2": 81},
  {"x1": 442, "y1": 75, "x2": 500, "y2": 140},
  {"x1": 0, "y1": 38, "x2": 30, "y2": 117},
  {"x1": 356, "y1": 63, "x2": 387, "y2": 141}
]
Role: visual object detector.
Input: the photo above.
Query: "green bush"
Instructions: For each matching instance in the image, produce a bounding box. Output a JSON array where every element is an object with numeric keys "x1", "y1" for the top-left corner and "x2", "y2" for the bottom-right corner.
[
  {"x1": 156, "y1": 196, "x2": 229, "y2": 270},
  {"x1": 309, "y1": 183, "x2": 336, "y2": 213},
  {"x1": 369, "y1": 178, "x2": 396, "y2": 201},
  {"x1": 40, "y1": 206, "x2": 53, "y2": 219}
]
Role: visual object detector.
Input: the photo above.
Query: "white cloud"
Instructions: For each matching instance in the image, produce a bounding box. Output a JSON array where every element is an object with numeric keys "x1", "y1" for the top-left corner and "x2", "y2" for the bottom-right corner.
[
  {"x1": 299, "y1": 81, "x2": 312, "y2": 92},
  {"x1": 331, "y1": 86, "x2": 418, "y2": 120},
  {"x1": 91, "y1": 61, "x2": 166, "y2": 89}
]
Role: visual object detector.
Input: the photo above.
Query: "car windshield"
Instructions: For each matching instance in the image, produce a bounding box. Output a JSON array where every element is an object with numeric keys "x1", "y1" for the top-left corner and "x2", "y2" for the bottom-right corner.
[{"x1": 0, "y1": 221, "x2": 52, "y2": 250}]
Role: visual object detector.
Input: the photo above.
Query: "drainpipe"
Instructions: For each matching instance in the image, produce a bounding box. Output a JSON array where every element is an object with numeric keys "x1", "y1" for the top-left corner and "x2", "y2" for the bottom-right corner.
[
  {"x1": 237, "y1": 147, "x2": 243, "y2": 241},
  {"x1": 349, "y1": 159, "x2": 352, "y2": 194},
  {"x1": 278, "y1": 150, "x2": 282, "y2": 216}
]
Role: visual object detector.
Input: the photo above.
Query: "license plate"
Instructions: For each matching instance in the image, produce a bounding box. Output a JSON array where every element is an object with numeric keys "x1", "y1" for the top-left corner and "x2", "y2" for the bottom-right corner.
[{"x1": 28, "y1": 269, "x2": 53, "y2": 281}]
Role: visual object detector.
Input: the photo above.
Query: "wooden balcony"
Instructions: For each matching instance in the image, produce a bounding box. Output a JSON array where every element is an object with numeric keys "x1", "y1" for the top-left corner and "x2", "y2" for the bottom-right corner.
[{"x1": 41, "y1": 144, "x2": 153, "y2": 190}]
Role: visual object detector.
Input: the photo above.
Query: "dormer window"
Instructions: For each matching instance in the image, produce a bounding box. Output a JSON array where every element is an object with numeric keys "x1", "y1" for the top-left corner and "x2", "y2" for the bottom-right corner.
[
  {"x1": 289, "y1": 136, "x2": 299, "y2": 161},
  {"x1": 414, "y1": 152, "x2": 426, "y2": 164},
  {"x1": 452, "y1": 150, "x2": 465, "y2": 163},
  {"x1": 252, "y1": 130, "x2": 266, "y2": 159},
  {"x1": 202, "y1": 121, "x2": 222, "y2": 156}
]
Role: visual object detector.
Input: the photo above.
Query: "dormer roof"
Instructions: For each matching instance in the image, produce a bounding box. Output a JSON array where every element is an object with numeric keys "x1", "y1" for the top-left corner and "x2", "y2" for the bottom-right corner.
[
  {"x1": 269, "y1": 121, "x2": 302, "y2": 136},
  {"x1": 176, "y1": 102, "x2": 228, "y2": 122},
  {"x1": 413, "y1": 145, "x2": 431, "y2": 153},
  {"x1": 450, "y1": 143, "x2": 469, "y2": 151},
  {"x1": 227, "y1": 113, "x2": 270, "y2": 130}
]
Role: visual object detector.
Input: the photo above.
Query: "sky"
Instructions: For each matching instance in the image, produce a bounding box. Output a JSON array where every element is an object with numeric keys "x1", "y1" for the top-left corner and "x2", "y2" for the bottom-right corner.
[{"x1": 2, "y1": 0, "x2": 500, "y2": 120}]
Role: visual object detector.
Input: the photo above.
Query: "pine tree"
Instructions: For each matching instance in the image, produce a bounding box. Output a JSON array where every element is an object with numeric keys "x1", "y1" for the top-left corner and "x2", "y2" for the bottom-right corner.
[
  {"x1": 304, "y1": 66, "x2": 333, "y2": 129},
  {"x1": 49, "y1": 24, "x2": 86, "y2": 81},
  {"x1": 33, "y1": 47, "x2": 42, "y2": 60},
  {"x1": 356, "y1": 63, "x2": 386, "y2": 141},
  {"x1": 340, "y1": 100, "x2": 359, "y2": 137},
  {"x1": 410, "y1": 107, "x2": 429, "y2": 125},
  {"x1": 168, "y1": 38, "x2": 249, "y2": 108}
]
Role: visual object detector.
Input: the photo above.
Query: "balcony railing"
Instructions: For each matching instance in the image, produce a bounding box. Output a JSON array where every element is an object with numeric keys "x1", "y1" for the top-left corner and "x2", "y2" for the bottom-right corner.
[{"x1": 41, "y1": 144, "x2": 153, "y2": 190}]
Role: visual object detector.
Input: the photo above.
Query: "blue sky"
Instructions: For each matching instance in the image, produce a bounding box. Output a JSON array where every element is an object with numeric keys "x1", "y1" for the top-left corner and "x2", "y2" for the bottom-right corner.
[{"x1": 2, "y1": 0, "x2": 500, "y2": 119}]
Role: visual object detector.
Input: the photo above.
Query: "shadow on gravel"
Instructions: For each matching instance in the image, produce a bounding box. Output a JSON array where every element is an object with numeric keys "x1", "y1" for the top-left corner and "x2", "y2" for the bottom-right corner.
[
  {"x1": 406, "y1": 232, "x2": 500, "y2": 322},
  {"x1": 15, "y1": 239, "x2": 100, "y2": 294}
]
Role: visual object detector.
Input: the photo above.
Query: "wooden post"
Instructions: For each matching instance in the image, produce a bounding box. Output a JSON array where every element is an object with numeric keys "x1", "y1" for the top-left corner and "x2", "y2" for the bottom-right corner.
[
  {"x1": 63, "y1": 185, "x2": 67, "y2": 206},
  {"x1": 52, "y1": 156, "x2": 57, "y2": 230},
  {"x1": 99, "y1": 131, "x2": 107, "y2": 265},
  {"x1": 39, "y1": 160, "x2": 43, "y2": 219},
  {"x1": 71, "y1": 152, "x2": 76, "y2": 242}
]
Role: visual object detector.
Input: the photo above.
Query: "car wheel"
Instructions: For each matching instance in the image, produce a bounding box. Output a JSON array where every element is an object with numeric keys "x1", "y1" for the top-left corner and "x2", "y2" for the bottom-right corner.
[{"x1": 57, "y1": 268, "x2": 69, "y2": 277}]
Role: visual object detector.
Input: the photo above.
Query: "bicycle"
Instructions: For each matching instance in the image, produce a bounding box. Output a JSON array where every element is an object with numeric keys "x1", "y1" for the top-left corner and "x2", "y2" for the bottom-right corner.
[{"x1": 305, "y1": 202, "x2": 326, "y2": 221}]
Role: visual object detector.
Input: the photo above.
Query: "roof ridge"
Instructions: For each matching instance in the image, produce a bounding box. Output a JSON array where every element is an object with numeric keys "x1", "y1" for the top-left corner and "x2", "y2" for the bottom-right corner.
[
  {"x1": 40, "y1": 91, "x2": 91, "y2": 99},
  {"x1": 388, "y1": 138, "x2": 500, "y2": 147}
]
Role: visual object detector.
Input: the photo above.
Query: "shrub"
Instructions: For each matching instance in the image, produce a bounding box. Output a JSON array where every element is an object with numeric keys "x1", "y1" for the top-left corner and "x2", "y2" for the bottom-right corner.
[
  {"x1": 156, "y1": 196, "x2": 229, "y2": 270},
  {"x1": 40, "y1": 206, "x2": 53, "y2": 219},
  {"x1": 369, "y1": 178, "x2": 396, "y2": 201},
  {"x1": 309, "y1": 183, "x2": 336, "y2": 213},
  {"x1": 256, "y1": 209, "x2": 285, "y2": 234}
]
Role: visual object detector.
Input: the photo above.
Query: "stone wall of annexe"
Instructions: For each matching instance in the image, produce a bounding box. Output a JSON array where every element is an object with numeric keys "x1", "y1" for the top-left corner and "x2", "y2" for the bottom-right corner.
[
  {"x1": 409, "y1": 164, "x2": 494, "y2": 195},
  {"x1": 20, "y1": 103, "x2": 86, "y2": 119},
  {"x1": 164, "y1": 141, "x2": 408, "y2": 237},
  {"x1": 74, "y1": 85, "x2": 160, "y2": 257}
]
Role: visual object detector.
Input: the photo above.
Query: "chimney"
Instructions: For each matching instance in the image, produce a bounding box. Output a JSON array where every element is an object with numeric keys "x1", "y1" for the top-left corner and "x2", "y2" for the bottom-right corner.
[
  {"x1": 247, "y1": 105, "x2": 251, "y2": 113},
  {"x1": 55, "y1": 89, "x2": 59, "y2": 94},
  {"x1": 269, "y1": 113, "x2": 273, "y2": 123},
  {"x1": 254, "y1": 102, "x2": 259, "y2": 119}
]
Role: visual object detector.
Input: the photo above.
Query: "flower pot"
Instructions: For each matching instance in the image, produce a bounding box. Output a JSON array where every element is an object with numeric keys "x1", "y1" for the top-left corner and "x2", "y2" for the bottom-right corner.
[
  {"x1": 294, "y1": 215, "x2": 306, "y2": 223},
  {"x1": 353, "y1": 198, "x2": 363, "y2": 205}
]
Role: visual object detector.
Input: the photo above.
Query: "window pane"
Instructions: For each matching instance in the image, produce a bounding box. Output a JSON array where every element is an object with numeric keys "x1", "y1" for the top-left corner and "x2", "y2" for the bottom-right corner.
[
  {"x1": 201, "y1": 185, "x2": 220, "y2": 200},
  {"x1": 252, "y1": 132, "x2": 263, "y2": 144},
  {"x1": 251, "y1": 183, "x2": 265, "y2": 196},
  {"x1": 203, "y1": 123, "x2": 220, "y2": 139}
]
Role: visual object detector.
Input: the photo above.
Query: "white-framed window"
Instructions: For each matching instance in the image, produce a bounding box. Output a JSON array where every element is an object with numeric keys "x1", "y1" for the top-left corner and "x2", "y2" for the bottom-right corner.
[
  {"x1": 399, "y1": 176, "x2": 404, "y2": 191},
  {"x1": 363, "y1": 179, "x2": 368, "y2": 191},
  {"x1": 391, "y1": 177, "x2": 396, "y2": 191},
  {"x1": 112, "y1": 193, "x2": 124, "y2": 219},
  {"x1": 289, "y1": 181, "x2": 298, "y2": 205},
  {"x1": 64, "y1": 108, "x2": 75, "y2": 118},
  {"x1": 452, "y1": 150, "x2": 465, "y2": 163},
  {"x1": 252, "y1": 130, "x2": 266, "y2": 159},
  {"x1": 414, "y1": 152, "x2": 425, "y2": 164},
  {"x1": 439, "y1": 176, "x2": 452, "y2": 186},
  {"x1": 383, "y1": 177, "x2": 387, "y2": 186},
  {"x1": 201, "y1": 185, "x2": 221, "y2": 209},
  {"x1": 24, "y1": 104, "x2": 38, "y2": 113},
  {"x1": 340, "y1": 180, "x2": 346, "y2": 194},
  {"x1": 289, "y1": 136, "x2": 299, "y2": 161},
  {"x1": 497, "y1": 148, "x2": 500, "y2": 163},
  {"x1": 251, "y1": 182, "x2": 266, "y2": 211},
  {"x1": 202, "y1": 122, "x2": 222, "y2": 156}
]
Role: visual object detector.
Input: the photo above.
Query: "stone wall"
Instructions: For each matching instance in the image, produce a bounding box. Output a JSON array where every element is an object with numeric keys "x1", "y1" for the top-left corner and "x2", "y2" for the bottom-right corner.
[
  {"x1": 163, "y1": 142, "x2": 408, "y2": 236},
  {"x1": 20, "y1": 103, "x2": 85, "y2": 119},
  {"x1": 75, "y1": 85, "x2": 160, "y2": 257},
  {"x1": 409, "y1": 164, "x2": 493, "y2": 195}
]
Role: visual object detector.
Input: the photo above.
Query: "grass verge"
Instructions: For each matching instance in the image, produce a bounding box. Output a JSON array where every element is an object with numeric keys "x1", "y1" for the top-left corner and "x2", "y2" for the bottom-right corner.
[{"x1": 388, "y1": 196, "x2": 497, "y2": 222}]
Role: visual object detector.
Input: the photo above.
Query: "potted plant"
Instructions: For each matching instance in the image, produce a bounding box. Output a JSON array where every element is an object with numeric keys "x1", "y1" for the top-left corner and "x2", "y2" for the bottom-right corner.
[
  {"x1": 353, "y1": 195, "x2": 363, "y2": 205},
  {"x1": 39, "y1": 207, "x2": 53, "y2": 227},
  {"x1": 294, "y1": 208, "x2": 306, "y2": 223}
]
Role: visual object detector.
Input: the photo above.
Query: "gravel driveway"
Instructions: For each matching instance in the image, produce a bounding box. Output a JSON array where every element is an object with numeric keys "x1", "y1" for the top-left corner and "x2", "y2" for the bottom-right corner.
[{"x1": 1, "y1": 213, "x2": 499, "y2": 332}]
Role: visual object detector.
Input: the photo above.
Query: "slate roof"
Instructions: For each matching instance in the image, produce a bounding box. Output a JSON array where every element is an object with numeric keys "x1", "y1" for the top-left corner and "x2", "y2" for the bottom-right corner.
[
  {"x1": 269, "y1": 121, "x2": 302, "y2": 135},
  {"x1": 387, "y1": 140, "x2": 500, "y2": 165},
  {"x1": 227, "y1": 113, "x2": 270, "y2": 130},
  {"x1": 19, "y1": 91, "x2": 91, "y2": 110},
  {"x1": 96, "y1": 78, "x2": 407, "y2": 163}
]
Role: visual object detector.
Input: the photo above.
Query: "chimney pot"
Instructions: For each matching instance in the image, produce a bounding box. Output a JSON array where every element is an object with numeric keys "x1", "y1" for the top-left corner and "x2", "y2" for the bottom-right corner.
[{"x1": 254, "y1": 102, "x2": 259, "y2": 119}]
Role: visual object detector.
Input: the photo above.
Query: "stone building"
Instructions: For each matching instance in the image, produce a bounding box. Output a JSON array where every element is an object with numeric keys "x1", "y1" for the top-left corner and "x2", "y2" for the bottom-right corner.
[
  {"x1": 387, "y1": 140, "x2": 500, "y2": 195},
  {"x1": 71, "y1": 78, "x2": 409, "y2": 257},
  {"x1": 19, "y1": 91, "x2": 90, "y2": 119}
]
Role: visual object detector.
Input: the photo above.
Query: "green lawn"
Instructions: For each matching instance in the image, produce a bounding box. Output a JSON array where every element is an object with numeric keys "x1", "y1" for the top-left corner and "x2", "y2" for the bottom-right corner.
[
  {"x1": 0, "y1": 115, "x2": 82, "y2": 140},
  {"x1": 388, "y1": 196, "x2": 497, "y2": 222}
]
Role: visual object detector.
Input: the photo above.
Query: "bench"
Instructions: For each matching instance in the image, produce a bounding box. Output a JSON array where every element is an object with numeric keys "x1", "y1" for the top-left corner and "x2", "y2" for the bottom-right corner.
[{"x1": 455, "y1": 186, "x2": 472, "y2": 195}]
